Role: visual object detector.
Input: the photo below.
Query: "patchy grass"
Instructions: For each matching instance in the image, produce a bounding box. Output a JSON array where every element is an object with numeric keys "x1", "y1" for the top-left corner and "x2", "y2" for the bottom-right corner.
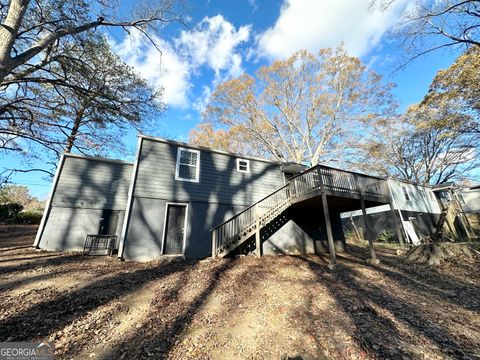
[{"x1": 1, "y1": 226, "x2": 480, "y2": 359}]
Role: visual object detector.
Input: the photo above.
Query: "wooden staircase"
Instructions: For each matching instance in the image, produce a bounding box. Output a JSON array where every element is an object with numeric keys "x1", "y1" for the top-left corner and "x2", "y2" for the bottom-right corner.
[
  {"x1": 212, "y1": 185, "x2": 292, "y2": 257},
  {"x1": 211, "y1": 165, "x2": 391, "y2": 258},
  {"x1": 432, "y1": 207, "x2": 449, "y2": 241}
]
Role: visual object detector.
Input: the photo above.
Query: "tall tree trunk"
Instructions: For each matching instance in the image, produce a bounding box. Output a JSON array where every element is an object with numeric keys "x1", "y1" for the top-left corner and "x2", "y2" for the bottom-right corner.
[
  {"x1": 64, "y1": 107, "x2": 85, "y2": 153},
  {"x1": 0, "y1": 0, "x2": 103, "y2": 84},
  {"x1": 0, "y1": 0, "x2": 30, "y2": 83}
]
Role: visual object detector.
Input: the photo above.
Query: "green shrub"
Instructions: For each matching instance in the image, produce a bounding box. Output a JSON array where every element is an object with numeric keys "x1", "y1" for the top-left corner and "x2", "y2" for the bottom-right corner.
[
  {"x1": 13, "y1": 211, "x2": 43, "y2": 225},
  {"x1": 377, "y1": 230, "x2": 396, "y2": 243},
  {"x1": 0, "y1": 203, "x2": 24, "y2": 224}
]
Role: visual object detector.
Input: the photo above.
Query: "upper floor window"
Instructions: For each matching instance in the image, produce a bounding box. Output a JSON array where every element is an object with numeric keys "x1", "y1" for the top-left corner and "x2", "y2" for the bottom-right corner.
[
  {"x1": 175, "y1": 148, "x2": 200, "y2": 182},
  {"x1": 237, "y1": 159, "x2": 250, "y2": 173},
  {"x1": 420, "y1": 189, "x2": 426, "y2": 198},
  {"x1": 439, "y1": 191, "x2": 451, "y2": 202},
  {"x1": 402, "y1": 186, "x2": 410, "y2": 201}
]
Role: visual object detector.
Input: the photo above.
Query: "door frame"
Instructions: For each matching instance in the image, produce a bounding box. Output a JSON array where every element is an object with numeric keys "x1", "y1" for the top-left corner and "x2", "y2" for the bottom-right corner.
[
  {"x1": 161, "y1": 202, "x2": 189, "y2": 255},
  {"x1": 99, "y1": 209, "x2": 121, "y2": 236}
]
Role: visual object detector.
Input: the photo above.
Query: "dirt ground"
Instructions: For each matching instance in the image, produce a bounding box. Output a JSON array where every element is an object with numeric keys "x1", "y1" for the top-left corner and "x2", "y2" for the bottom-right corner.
[{"x1": 1, "y1": 225, "x2": 480, "y2": 360}]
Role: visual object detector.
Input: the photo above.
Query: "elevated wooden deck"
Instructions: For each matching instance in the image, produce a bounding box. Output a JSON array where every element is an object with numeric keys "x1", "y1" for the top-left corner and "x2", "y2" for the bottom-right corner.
[{"x1": 211, "y1": 165, "x2": 391, "y2": 258}]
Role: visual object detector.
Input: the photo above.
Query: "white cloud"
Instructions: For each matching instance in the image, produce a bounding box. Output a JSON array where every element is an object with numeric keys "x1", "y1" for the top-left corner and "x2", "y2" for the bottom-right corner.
[
  {"x1": 111, "y1": 15, "x2": 250, "y2": 108},
  {"x1": 248, "y1": 0, "x2": 258, "y2": 12},
  {"x1": 177, "y1": 16, "x2": 250, "y2": 76},
  {"x1": 193, "y1": 85, "x2": 213, "y2": 114},
  {"x1": 111, "y1": 30, "x2": 191, "y2": 108},
  {"x1": 257, "y1": 0, "x2": 413, "y2": 59}
]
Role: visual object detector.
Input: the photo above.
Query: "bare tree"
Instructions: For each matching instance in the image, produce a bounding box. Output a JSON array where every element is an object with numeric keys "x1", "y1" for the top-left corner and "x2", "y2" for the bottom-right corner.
[
  {"x1": 421, "y1": 45, "x2": 480, "y2": 134},
  {"x1": 2, "y1": 33, "x2": 164, "y2": 177},
  {"x1": 0, "y1": 0, "x2": 182, "y2": 156},
  {"x1": 373, "y1": 0, "x2": 480, "y2": 61},
  {"x1": 0, "y1": 0, "x2": 184, "y2": 83},
  {"x1": 189, "y1": 123, "x2": 267, "y2": 158},
  {"x1": 199, "y1": 46, "x2": 396, "y2": 165},
  {"x1": 357, "y1": 103, "x2": 479, "y2": 185},
  {"x1": 41, "y1": 35, "x2": 163, "y2": 157}
]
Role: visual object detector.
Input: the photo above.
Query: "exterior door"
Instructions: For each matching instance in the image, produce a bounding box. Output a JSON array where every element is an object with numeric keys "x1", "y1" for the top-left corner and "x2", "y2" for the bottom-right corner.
[
  {"x1": 163, "y1": 204, "x2": 187, "y2": 255},
  {"x1": 99, "y1": 210, "x2": 120, "y2": 235}
]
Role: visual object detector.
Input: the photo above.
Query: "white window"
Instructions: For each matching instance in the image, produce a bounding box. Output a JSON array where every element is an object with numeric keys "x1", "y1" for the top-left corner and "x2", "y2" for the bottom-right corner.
[
  {"x1": 402, "y1": 186, "x2": 410, "y2": 201},
  {"x1": 420, "y1": 189, "x2": 426, "y2": 198},
  {"x1": 236, "y1": 159, "x2": 250, "y2": 173},
  {"x1": 175, "y1": 148, "x2": 200, "y2": 182}
]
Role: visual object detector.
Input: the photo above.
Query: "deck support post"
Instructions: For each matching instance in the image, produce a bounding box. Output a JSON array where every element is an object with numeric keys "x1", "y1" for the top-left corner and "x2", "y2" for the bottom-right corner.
[
  {"x1": 321, "y1": 193, "x2": 336, "y2": 268},
  {"x1": 360, "y1": 198, "x2": 379, "y2": 264},
  {"x1": 255, "y1": 206, "x2": 262, "y2": 257},
  {"x1": 212, "y1": 230, "x2": 217, "y2": 259},
  {"x1": 389, "y1": 203, "x2": 405, "y2": 249}
]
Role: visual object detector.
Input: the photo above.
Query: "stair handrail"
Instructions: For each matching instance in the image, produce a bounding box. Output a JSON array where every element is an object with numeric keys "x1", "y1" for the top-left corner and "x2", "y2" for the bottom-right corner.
[
  {"x1": 210, "y1": 165, "x2": 324, "y2": 232},
  {"x1": 211, "y1": 164, "x2": 390, "y2": 257},
  {"x1": 211, "y1": 164, "x2": 389, "y2": 233},
  {"x1": 210, "y1": 182, "x2": 290, "y2": 232}
]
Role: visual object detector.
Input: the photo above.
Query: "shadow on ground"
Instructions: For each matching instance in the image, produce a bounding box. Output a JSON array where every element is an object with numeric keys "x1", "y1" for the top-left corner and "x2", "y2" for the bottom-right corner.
[{"x1": 1, "y1": 227, "x2": 479, "y2": 359}]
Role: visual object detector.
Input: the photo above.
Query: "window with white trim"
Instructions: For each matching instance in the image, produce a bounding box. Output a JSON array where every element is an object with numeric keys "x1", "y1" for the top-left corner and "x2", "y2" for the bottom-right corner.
[
  {"x1": 236, "y1": 159, "x2": 250, "y2": 173},
  {"x1": 402, "y1": 186, "x2": 410, "y2": 201},
  {"x1": 175, "y1": 148, "x2": 200, "y2": 182},
  {"x1": 420, "y1": 189, "x2": 426, "y2": 198}
]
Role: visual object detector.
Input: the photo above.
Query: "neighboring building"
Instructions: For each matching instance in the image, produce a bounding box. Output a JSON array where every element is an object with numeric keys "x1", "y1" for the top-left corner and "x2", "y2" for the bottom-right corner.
[
  {"x1": 343, "y1": 179, "x2": 442, "y2": 244},
  {"x1": 459, "y1": 185, "x2": 480, "y2": 236},
  {"x1": 35, "y1": 135, "x2": 401, "y2": 262},
  {"x1": 432, "y1": 183, "x2": 479, "y2": 240}
]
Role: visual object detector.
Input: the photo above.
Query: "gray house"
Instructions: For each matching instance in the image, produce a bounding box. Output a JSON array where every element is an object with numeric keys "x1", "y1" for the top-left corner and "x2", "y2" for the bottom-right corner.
[
  {"x1": 459, "y1": 185, "x2": 480, "y2": 234},
  {"x1": 35, "y1": 135, "x2": 402, "y2": 264},
  {"x1": 432, "y1": 183, "x2": 479, "y2": 240}
]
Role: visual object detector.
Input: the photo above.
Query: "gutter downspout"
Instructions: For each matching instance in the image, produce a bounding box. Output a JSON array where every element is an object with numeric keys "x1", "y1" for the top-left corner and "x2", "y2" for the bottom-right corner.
[
  {"x1": 387, "y1": 178, "x2": 409, "y2": 244},
  {"x1": 33, "y1": 154, "x2": 66, "y2": 248},
  {"x1": 118, "y1": 136, "x2": 143, "y2": 260}
]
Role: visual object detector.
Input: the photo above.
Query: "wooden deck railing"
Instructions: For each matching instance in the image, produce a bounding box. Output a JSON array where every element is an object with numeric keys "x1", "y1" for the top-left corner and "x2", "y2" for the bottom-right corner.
[
  {"x1": 211, "y1": 165, "x2": 389, "y2": 257},
  {"x1": 317, "y1": 166, "x2": 390, "y2": 199},
  {"x1": 211, "y1": 184, "x2": 291, "y2": 256}
]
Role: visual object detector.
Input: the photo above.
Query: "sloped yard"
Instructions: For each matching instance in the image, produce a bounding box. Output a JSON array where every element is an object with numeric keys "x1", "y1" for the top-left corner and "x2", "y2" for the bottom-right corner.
[{"x1": 1, "y1": 225, "x2": 479, "y2": 359}]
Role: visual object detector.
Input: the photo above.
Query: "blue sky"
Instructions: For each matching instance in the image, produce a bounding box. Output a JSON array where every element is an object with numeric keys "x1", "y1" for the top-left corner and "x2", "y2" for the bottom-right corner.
[{"x1": 3, "y1": 0, "x2": 461, "y2": 199}]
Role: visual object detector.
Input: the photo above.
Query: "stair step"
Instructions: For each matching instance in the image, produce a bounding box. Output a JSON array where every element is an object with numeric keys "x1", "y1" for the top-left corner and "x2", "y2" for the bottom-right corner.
[{"x1": 215, "y1": 195, "x2": 293, "y2": 257}]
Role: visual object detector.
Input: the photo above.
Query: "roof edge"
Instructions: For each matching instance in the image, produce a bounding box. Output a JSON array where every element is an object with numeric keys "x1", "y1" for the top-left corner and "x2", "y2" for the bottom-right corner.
[
  {"x1": 139, "y1": 134, "x2": 284, "y2": 165},
  {"x1": 63, "y1": 153, "x2": 134, "y2": 166},
  {"x1": 387, "y1": 177, "x2": 434, "y2": 188}
]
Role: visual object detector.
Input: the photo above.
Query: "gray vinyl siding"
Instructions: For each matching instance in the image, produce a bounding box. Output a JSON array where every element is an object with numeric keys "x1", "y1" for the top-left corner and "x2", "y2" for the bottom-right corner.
[
  {"x1": 123, "y1": 197, "x2": 245, "y2": 260},
  {"x1": 40, "y1": 207, "x2": 125, "y2": 251},
  {"x1": 460, "y1": 188, "x2": 480, "y2": 213},
  {"x1": 52, "y1": 156, "x2": 132, "y2": 210},
  {"x1": 133, "y1": 139, "x2": 285, "y2": 206},
  {"x1": 38, "y1": 155, "x2": 132, "y2": 251}
]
